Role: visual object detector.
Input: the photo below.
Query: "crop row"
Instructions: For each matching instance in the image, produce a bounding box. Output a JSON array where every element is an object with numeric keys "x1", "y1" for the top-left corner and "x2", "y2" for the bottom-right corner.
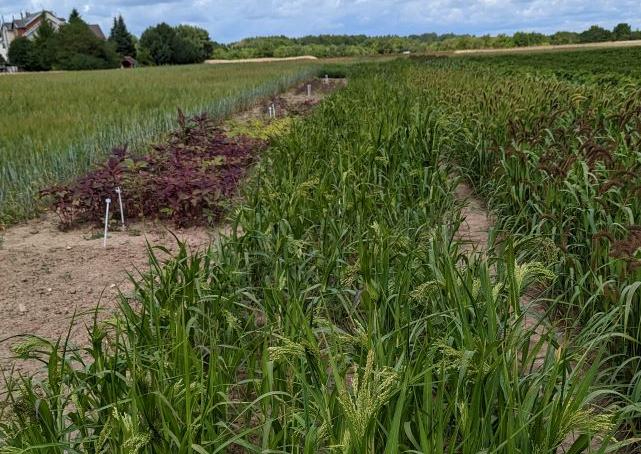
[
  {"x1": 453, "y1": 45, "x2": 641, "y2": 86},
  {"x1": 411, "y1": 56, "x2": 641, "y2": 434}
]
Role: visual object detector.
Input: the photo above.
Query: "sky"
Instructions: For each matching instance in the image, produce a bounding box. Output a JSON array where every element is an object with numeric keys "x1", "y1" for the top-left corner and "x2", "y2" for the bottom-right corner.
[{"x1": 1, "y1": 0, "x2": 640, "y2": 43}]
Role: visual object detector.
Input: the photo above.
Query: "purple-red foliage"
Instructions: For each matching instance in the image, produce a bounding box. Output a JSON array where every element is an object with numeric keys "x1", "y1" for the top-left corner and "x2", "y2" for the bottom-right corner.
[{"x1": 41, "y1": 111, "x2": 267, "y2": 228}]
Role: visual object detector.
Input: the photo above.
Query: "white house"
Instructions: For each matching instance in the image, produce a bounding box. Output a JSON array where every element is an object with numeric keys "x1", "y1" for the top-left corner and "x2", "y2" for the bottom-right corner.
[{"x1": 0, "y1": 10, "x2": 106, "y2": 62}]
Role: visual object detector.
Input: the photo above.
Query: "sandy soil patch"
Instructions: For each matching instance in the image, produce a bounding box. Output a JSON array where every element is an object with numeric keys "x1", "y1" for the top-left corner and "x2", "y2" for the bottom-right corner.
[{"x1": 0, "y1": 217, "x2": 214, "y2": 378}]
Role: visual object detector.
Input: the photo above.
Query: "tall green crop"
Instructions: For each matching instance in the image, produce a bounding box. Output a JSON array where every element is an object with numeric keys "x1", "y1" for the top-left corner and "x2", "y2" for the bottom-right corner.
[{"x1": 409, "y1": 52, "x2": 641, "y2": 434}]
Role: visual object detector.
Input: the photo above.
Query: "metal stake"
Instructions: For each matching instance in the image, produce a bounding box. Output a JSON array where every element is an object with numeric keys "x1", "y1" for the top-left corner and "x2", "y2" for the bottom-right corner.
[
  {"x1": 115, "y1": 187, "x2": 125, "y2": 229},
  {"x1": 103, "y1": 198, "x2": 111, "y2": 248}
]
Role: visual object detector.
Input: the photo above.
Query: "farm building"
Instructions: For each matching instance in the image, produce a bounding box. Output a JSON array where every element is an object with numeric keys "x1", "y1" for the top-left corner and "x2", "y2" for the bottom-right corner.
[
  {"x1": 0, "y1": 11, "x2": 106, "y2": 61},
  {"x1": 121, "y1": 56, "x2": 138, "y2": 68}
]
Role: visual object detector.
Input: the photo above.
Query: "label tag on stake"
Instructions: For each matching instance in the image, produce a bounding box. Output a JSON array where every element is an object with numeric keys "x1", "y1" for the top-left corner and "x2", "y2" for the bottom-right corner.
[{"x1": 103, "y1": 198, "x2": 111, "y2": 248}]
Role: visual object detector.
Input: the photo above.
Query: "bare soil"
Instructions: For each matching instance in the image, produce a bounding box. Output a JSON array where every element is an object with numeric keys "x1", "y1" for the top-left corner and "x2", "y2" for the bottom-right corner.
[
  {"x1": 230, "y1": 77, "x2": 347, "y2": 123},
  {"x1": 0, "y1": 217, "x2": 213, "y2": 377},
  {"x1": 453, "y1": 177, "x2": 605, "y2": 452},
  {"x1": 0, "y1": 78, "x2": 346, "y2": 382},
  {"x1": 453, "y1": 181, "x2": 493, "y2": 252}
]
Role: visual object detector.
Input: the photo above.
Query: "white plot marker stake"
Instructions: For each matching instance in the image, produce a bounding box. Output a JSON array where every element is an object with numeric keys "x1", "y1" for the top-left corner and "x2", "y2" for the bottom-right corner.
[
  {"x1": 324, "y1": 74, "x2": 329, "y2": 85},
  {"x1": 268, "y1": 105, "x2": 273, "y2": 118},
  {"x1": 271, "y1": 103, "x2": 276, "y2": 118},
  {"x1": 307, "y1": 84, "x2": 312, "y2": 97},
  {"x1": 115, "y1": 187, "x2": 125, "y2": 229},
  {"x1": 103, "y1": 198, "x2": 111, "y2": 248}
]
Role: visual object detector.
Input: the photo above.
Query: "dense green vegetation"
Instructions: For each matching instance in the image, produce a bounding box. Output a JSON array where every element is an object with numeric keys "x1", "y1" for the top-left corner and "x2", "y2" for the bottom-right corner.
[
  {"x1": 0, "y1": 61, "x2": 316, "y2": 224},
  {"x1": 458, "y1": 45, "x2": 641, "y2": 85},
  {"x1": 411, "y1": 49, "x2": 641, "y2": 435},
  {"x1": 213, "y1": 23, "x2": 641, "y2": 59},
  {"x1": 8, "y1": 11, "x2": 213, "y2": 71},
  {"x1": 108, "y1": 15, "x2": 137, "y2": 59},
  {"x1": 138, "y1": 23, "x2": 214, "y2": 66},
  {"x1": 8, "y1": 10, "x2": 120, "y2": 71},
  {"x1": 4, "y1": 55, "x2": 641, "y2": 451},
  {"x1": 5, "y1": 42, "x2": 641, "y2": 452}
]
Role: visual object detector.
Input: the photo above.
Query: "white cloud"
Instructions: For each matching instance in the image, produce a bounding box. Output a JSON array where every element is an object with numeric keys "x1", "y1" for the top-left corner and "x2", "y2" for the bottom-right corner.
[{"x1": 0, "y1": 0, "x2": 640, "y2": 42}]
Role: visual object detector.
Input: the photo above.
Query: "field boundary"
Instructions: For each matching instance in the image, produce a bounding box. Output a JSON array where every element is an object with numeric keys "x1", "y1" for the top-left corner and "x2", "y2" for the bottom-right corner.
[
  {"x1": 453, "y1": 39, "x2": 641, "y2": 56},
  {"x1": 206, "y1": 56, "x2": 318, "y2": 64}
]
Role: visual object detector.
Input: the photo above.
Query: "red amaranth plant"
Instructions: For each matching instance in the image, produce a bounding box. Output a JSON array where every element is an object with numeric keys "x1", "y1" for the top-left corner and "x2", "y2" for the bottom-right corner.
[{"x1": 41, "y1": 111, "x2": 267, "y2": 228}]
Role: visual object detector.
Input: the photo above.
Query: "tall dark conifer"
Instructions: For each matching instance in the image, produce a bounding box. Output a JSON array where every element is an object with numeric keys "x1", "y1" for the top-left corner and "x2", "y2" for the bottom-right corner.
[
  {"x1": 109, "y1": 15, "x2": 136, "y2": 58},
  {"x1": 32, "y1": 14, "x2": 56, "y2": 70},
  {"x1": 69, "y1": 8, "x2": 81, "y2": 23}
]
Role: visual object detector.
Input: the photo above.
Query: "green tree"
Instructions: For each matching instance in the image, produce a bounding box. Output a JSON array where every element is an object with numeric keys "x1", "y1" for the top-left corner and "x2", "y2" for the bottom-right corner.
[
  {"x1": 513, "y1": 31, "x2": 547, "y2": 47},
  {"x1": 55, "y1": 10, "x2": 119, "y2": 70},
  {"x1": 8, "y1": 37, "x2": 36, "y2": 69},
  {"x1": 69, "y1": 8, "x2": 81, "y2": 22},
  {"x1": 139, "y1": 23, "x2": 177, "y2": 65},
  {"x1": 139, "y1": 23, "x2": 213, "y2": 65},
  {"x1": 174, "y1": 25, "x2": 214, "y2": 62},
  {"x1": 32, "y1": 14, "x2": 57, "y2": 71},
  {"x1": 550, "y1": 31, "x2": 580, "y2": 45},
  {"x1": 109, "y1": 15, "x2": 136, "y2": 58},
  {"x1": 579, "y1": 25, "x2": 612, "y2": 43},
  {"x1": 612, "y1": 23, "x2": 632, "y2": 41}
]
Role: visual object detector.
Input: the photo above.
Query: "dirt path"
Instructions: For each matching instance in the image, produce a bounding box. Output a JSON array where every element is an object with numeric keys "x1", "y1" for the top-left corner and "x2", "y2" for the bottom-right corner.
[
  {"x1": 454, "y1": 181, "x2": 550, "y2": 368},
  {"x1": 454, "y1": 176, "x2": 552, "y2": 355},
  {"x1": 453, "y1": 176, "x2": 605, "y2": 451}
]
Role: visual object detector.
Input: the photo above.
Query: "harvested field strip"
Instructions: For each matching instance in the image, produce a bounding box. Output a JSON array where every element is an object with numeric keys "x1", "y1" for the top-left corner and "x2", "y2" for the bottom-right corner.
[
  {"x1": 0, "y1": 63, "x2": 624, "y2": 452},
  {"x1": 0, "y1": 62, "x2": 318, "y2": 224}
]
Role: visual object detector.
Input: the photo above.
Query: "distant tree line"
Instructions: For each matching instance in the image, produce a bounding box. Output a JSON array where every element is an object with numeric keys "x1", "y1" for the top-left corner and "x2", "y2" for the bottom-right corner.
[
  {"x1": 212, "y1": 23, "x2": 641, "y2": 59},
  {"x1": 8, "y1": 10, "x2": 213, "y2": 71},
  {"x1": 7, "y1": 15, "x2": 640, "y2": 71}
]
